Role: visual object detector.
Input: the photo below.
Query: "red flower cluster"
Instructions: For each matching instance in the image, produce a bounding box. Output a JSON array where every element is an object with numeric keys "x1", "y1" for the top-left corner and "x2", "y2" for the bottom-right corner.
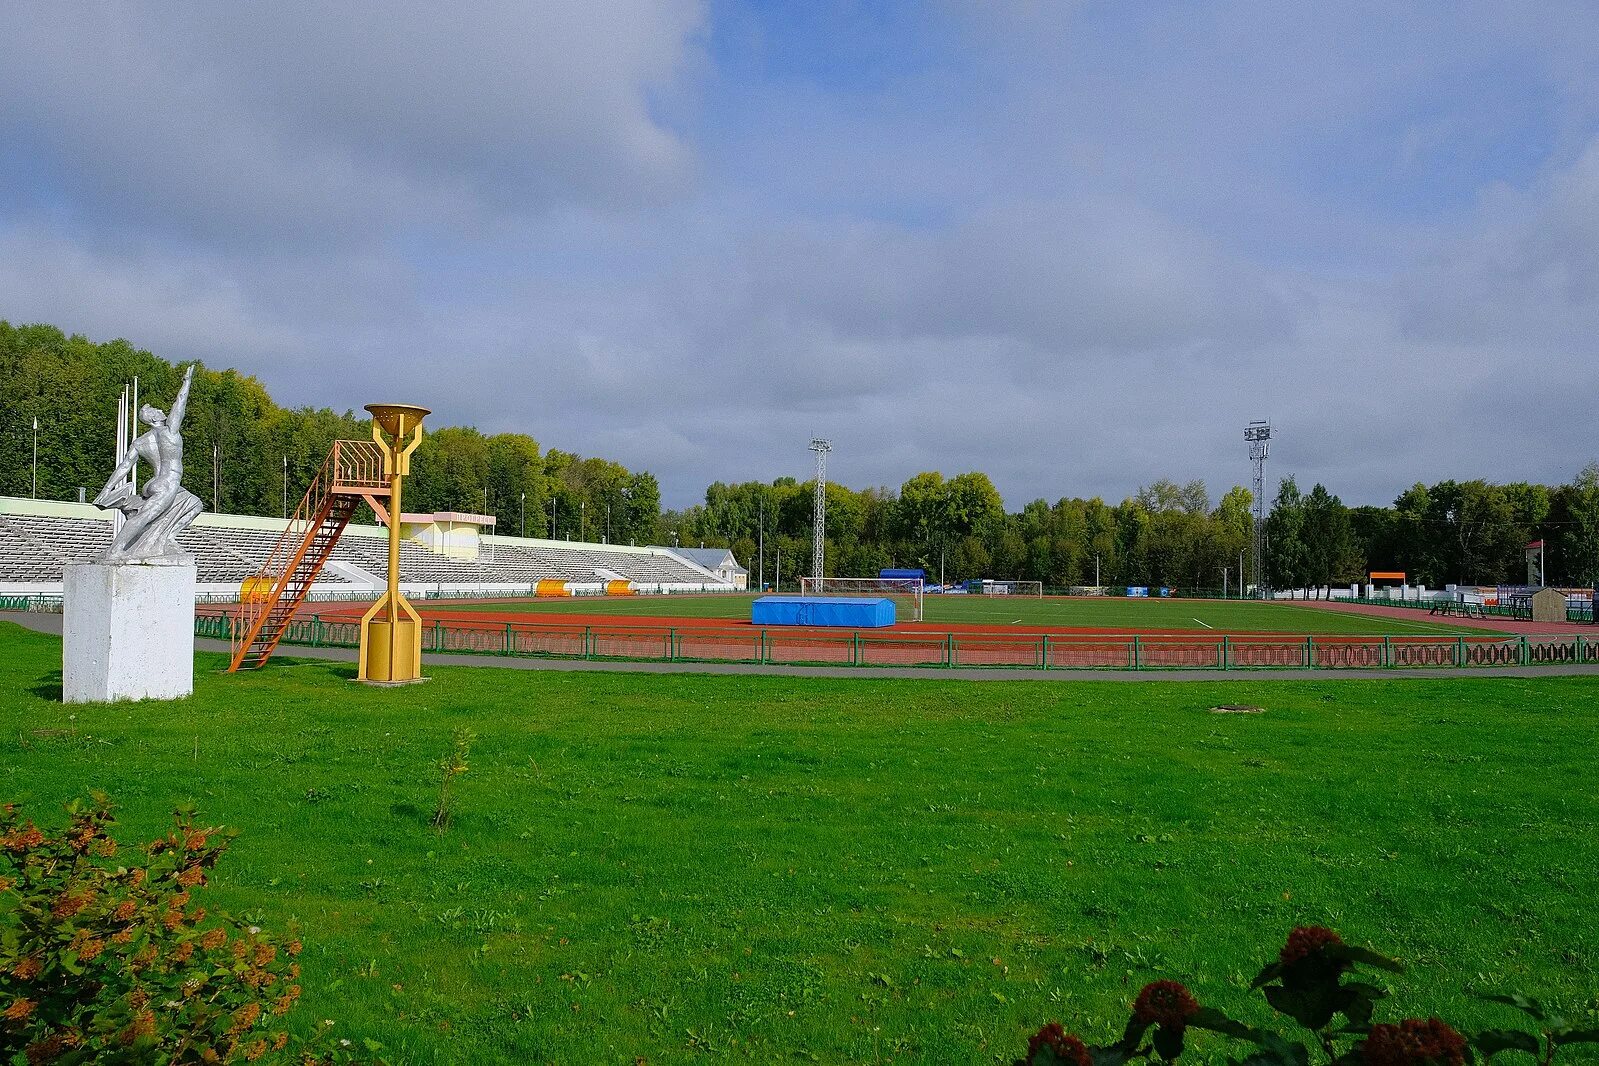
[
  {"x1": 1280, "y1": 925, "x2": 1344, "y2": 965},
  {"x1": 1133, "y1": 980, "x2": 1200, "y2": 1029},
  {"x1": 24, "y1": 1030, "x2": 77, "y2": 1063},
  {"x1": 49, "y1": 891, "x2": 92, "y2": 920},
  {"x1": 2, "y1": 823, "x2": 44, "y2": 853},
  {"x1": 1024, "y1": 1022, "x2": 1092, "y2": 1066},
  {"x1": 1360, "y1": 1018, "x2": 1468, "y2": 1066}
]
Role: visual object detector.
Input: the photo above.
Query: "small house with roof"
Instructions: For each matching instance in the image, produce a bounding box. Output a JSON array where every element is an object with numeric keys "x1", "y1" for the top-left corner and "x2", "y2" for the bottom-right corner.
[{"x1": 670, "y1": 546, "x2": 749, "y2": 590}]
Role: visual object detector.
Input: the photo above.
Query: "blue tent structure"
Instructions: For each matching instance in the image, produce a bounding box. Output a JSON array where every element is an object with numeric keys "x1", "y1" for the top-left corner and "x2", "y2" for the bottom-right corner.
[{"x1": 752, "y1": 596, "x2": 896, "y2": 628}]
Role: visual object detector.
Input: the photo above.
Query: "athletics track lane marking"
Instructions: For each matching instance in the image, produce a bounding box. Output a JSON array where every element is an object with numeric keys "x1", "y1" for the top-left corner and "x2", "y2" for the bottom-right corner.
[{"x1": 1193, "y1": 618, "x2": 1213, "y2": 629}]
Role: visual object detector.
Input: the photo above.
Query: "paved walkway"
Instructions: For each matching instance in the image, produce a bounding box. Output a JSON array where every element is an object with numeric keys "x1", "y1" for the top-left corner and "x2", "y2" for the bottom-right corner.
[{"x1": 8, "y1": 612, "x2": 1599, "y2": 683}]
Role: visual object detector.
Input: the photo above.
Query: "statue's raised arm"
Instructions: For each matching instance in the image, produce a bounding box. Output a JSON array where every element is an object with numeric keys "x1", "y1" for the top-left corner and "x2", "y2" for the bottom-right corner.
[{"x1": 169, "y1": 364, "x2": 195, "y2": 434}]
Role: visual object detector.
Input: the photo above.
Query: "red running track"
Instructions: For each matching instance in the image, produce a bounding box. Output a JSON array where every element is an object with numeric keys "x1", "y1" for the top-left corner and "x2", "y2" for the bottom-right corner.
[
  {"x1": 286, "y1": 601, "x2": 1489, "y2": 643},
  {"x1": 198, "y1": 601, "x2": 1596, "y2": 670}
]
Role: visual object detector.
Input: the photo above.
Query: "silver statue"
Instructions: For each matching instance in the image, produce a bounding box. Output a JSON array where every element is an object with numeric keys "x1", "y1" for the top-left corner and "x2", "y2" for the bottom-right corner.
[{"x1": 93, "y1": 364, "x2": 205, "y2": 563}]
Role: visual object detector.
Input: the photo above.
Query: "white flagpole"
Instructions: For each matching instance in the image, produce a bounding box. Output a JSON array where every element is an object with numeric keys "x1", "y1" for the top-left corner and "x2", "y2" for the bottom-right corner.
[
  {"x1": 113, "y1": 387, "x2": 127, "y2": 535},
  {"x1": 130, "y1": 377, "x2": 139, "y2": 494}
]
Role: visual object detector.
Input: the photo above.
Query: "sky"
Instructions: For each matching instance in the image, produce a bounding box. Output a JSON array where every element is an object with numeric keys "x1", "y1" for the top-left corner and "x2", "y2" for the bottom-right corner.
[{"x1": 1, "y1": 1, "x2": 1596, "y2": 510}]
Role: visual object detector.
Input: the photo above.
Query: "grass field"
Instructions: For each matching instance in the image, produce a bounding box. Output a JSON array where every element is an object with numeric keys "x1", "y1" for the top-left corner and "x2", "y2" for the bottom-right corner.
[
  {"x1": 4, "y1": 621, "x2": 1595, "y2": 1063},
  {"x1": 425, "y1": 592, "x2": 1493, "y2": 635}
]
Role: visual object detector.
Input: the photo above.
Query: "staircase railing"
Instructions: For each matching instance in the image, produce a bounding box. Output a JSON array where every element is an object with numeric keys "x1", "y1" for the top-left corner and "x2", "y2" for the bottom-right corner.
[{"x1": 228, "y1": 440, "x2": 388, "y2": 670}]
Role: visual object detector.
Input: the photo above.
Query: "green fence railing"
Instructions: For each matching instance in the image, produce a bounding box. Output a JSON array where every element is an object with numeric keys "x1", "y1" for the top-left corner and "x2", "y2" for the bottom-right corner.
[
  {"x1": 192, "y1": 611, "x2": 1599, "y2": 674},
  {"x1": 0, "y1": 594, "x2": 64, "y2": 612}
]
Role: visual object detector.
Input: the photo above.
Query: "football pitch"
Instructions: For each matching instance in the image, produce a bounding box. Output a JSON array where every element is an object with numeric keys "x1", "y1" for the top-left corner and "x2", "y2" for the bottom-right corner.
[
  {"x1": 424, "y1": 592, "x2": 1492, "y2": 636},
  {"x1": 4, "y1": 621, "x2": 1593, "y2": 1063}
]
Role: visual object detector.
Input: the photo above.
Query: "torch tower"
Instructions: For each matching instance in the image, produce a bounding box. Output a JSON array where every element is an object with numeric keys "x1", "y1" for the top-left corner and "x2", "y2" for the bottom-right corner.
[
  {"x1": 359, "y1": 403, "x2": 429, "y2": 684},
  {"x1": 1244, "y1": 420, "x2": 1272, "y2": 598},
  {"x1": 808, "y1": 437, "x2": 831, "y2": 582}
]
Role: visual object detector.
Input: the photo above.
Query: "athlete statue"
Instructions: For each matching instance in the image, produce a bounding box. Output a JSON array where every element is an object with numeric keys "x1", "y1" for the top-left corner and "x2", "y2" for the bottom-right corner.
[{"x1": 93, "y1": 365, "x2": 205, "y2": 562}]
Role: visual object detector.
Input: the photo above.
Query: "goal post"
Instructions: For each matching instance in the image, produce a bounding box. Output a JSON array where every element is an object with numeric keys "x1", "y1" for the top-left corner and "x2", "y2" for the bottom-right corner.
[
  {"x1": 968, "y1": 579, "x2": 1043, "y2": 597},
  {"x1": 799, "y1": 576, "x2": 924, "y2": 621}
]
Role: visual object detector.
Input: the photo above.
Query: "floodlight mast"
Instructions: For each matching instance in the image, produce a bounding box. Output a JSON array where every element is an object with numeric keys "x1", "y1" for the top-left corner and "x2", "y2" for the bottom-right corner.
[
  {"x1": 1244, "y1": 420, "x2": 1272, "y2": 598},
  {"x1": 809, "y1": 437, "x2": 831, "y2": 582}
]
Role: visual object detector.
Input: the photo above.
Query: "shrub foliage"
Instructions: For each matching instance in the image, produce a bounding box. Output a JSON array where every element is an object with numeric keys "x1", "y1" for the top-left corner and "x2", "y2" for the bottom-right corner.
[
  {"x1": 1018, "y1": 926, "x2": 1599, "y2": 1066},
  {"x1": 1, "y1": 796, "x2": 367, "y2": 1064}
]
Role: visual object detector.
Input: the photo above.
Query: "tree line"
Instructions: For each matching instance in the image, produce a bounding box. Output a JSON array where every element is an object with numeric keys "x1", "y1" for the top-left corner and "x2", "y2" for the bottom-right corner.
[
  {"x1": 671, "y1": 468, "x2": 1599, "y2": 592},
  {"x1": 4, "y1": 322, "x2": 1597, "y2": 589},
  {"x1": 0, "y1": 322, "x2": 660, "y2": 546}
]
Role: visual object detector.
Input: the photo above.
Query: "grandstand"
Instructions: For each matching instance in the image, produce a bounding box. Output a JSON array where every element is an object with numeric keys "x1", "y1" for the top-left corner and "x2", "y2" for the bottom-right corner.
[{"x1": 0, "y1": 496, "x2": 734, "y2": 599}]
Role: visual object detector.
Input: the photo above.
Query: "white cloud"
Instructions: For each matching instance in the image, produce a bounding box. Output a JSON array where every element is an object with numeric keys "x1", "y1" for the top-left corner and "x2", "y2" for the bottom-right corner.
[{"x1": 0, "y1": 1, "x2": 705, "y2": 244}]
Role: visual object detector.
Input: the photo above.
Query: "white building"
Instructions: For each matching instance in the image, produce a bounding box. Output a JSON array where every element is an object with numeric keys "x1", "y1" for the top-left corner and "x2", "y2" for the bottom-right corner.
[{"x1": 666, "y1": 546, "x2": 749, "y2": 590}]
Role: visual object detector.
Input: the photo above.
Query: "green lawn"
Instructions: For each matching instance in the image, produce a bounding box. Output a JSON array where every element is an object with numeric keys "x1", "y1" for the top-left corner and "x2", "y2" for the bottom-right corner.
[
  {"x1": 427, "y1": 592, "x2": 1494, "y2": 635},
  {"x1": 3, "y1": 622, "x2": 1594, "y2": 1063}
]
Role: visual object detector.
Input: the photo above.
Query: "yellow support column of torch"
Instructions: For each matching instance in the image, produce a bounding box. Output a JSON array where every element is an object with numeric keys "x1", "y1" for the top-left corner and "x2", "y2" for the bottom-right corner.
[{"x1": 358, "y1": 403, "x2": 430, "y2": 683}]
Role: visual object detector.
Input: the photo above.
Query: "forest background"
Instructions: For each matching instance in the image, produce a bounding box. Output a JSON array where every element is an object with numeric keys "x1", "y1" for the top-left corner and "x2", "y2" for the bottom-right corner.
[{"x1": 5, "y1": 322, "x2": 1597, "y2": 591}]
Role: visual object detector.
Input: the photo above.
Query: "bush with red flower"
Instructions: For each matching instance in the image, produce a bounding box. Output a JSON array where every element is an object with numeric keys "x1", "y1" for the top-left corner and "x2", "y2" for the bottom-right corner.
[
  {"x1": 0, "y1": 795, "x2": 379, "y2": 1064},
  {"x1": 1015, "y1": 926, "x2": 1599, "y2": 1066},
  {"x1": 1361, "y1": 1018, "x2": 1469, "y2": 1066}
]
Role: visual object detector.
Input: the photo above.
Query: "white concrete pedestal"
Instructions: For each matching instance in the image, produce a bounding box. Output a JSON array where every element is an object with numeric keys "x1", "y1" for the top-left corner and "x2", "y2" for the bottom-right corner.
[{"x1": 63, "y1": 560, "x2": 196, "y2": 703}]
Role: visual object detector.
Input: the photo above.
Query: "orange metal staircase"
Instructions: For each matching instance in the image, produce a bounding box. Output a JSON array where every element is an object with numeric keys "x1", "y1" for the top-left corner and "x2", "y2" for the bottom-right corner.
[{"x1": 228, "y1": 440, "x2": 388, "y2": 671}]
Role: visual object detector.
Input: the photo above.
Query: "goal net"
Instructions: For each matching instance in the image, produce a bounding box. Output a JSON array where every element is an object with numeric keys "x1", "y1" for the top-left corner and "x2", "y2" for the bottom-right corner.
[
  {"x1": 799, "y1": 576, "x2": 924, "y2": 621},
  {"x1": 974, "y1": 580, "x2": 1044, "y2": 597}
]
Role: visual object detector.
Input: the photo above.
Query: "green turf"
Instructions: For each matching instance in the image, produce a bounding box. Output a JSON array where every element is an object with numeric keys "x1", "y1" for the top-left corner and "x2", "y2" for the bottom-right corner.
[
  {"x1": 424, "y1": 592, "x2": 1497, "y2": 635},
  {"x1": 4, "y1": 622, "x2": 1594, "y2": 1063}
]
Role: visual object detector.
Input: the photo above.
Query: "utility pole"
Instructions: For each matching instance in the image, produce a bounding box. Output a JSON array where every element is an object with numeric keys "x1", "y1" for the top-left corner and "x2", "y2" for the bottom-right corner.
[
  {"x1": 31, "y1": 416, "x2": 39, "y2": 499},
  {"x1": 212, "y1": 441, "x2": 220, "y2": 513},
  {"x1": 1222, "y1": 566, "x2": 1228, "y2": 599},
  {"x1": 1094, "y1": 553, "x2": 1101, "y2": 589},
  {"x1": 580, "y1": 500, "x2": 586, "y2": 542},
  {"x1": 550, "y1": 497, "x2": 556, "y2": 538},
  {"x1": 520, "y1": 492, "x2": 526, "y2": 538},
  {"x1": 282, "y1": 455, "x2": 288, "y2": 519},
  {"x1": 758, "y1": 500, "x2": 765, "y2": 591},
  {"x1": 605, "y1": 501, "x2": 611, "y2": 544}
]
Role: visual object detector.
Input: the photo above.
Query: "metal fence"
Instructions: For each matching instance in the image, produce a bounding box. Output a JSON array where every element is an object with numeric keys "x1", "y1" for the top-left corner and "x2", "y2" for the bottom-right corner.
[
  {"x1": 1334, "y1": 593, "x2": 1596, "y2": 624},
  {"x1": 191, "y1": 611, "x2": 1599, "y2": 672},
  {"x1": 0, "y1": 594, "x2": 62, "y2": 612}
]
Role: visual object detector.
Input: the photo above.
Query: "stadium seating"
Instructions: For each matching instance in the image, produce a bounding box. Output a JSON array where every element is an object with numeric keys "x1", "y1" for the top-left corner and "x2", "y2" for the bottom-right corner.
[
  {"x1": 0, "y1": 512, "x2": 355, "y2": 589},
  {"x1": 0, "y1": 498, "x2": 729, "y2": 596}
]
